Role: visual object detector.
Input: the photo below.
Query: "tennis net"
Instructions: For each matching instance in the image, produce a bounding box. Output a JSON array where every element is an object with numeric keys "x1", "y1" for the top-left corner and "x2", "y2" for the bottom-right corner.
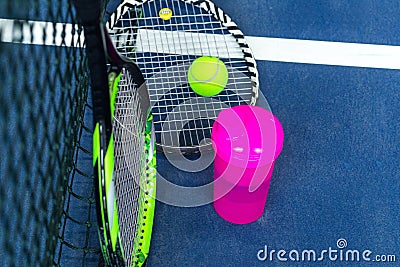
[{"x1": 0, "y1": 0, "x2": 106, "y2": 265}]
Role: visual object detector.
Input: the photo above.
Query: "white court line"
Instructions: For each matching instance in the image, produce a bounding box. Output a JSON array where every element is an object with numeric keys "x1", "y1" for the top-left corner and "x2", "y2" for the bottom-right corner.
[
  {"x1": 0, "y1": 19, "x2": 83, "y2": 47},
  {"x1": 247, "y1": 36, "x2": 400, "y2": 70},
  {"x1": 1, "y1": 18, "x2": 400, "y2": 70}
]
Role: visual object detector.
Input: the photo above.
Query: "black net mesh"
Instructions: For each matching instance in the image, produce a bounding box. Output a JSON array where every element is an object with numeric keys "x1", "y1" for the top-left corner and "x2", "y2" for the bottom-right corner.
[{"x1": 0, "y1": 0, "x2": 104, "y2": 266}]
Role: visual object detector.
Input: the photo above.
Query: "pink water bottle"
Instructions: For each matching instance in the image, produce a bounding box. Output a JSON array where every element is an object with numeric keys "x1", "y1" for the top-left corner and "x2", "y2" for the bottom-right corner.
[{"x1": 211, "y1": 105, "x2": 284, "y2": 224}]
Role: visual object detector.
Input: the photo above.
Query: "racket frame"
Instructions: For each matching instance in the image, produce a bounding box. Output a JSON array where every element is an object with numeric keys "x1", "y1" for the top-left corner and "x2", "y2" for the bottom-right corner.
[{"x1": 73, "y1": 0, "x2": 155, "y2": 265}]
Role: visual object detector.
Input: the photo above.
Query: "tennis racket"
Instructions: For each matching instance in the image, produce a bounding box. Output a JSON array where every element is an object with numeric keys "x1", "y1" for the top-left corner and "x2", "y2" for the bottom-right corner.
[
  {"x1": 106, "y1": 0, "x2": 259, "y2": 154},
  {"x1": 72, "y1": 0, "x2": 156, "y2": 266}
]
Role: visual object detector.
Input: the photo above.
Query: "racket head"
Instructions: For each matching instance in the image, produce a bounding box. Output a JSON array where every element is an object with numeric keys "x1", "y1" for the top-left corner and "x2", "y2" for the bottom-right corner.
[
  {"x1": 107, "y1": 0, "x2": 259, "y2": 154},
  {"x1": 96, "y1": 54, "x2": 156, "y2": 267}
]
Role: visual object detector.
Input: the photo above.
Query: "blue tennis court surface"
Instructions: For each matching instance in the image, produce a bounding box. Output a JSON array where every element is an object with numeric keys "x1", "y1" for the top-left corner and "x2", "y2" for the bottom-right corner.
[
  {"x1": 145, "y1": 1, "x2": 400, "y2": 266},
  {"x1": 2, "y1": 0, "x2": 399, "y2": 266}
]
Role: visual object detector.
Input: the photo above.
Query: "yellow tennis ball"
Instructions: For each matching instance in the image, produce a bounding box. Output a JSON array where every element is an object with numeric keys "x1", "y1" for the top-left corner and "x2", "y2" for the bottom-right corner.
[
  {"x1": 188, "y1": 56, "x2": 228, "y2": 97},
  {"x1": 159, "y1": 8, "x2": 173, "y2": 20}
]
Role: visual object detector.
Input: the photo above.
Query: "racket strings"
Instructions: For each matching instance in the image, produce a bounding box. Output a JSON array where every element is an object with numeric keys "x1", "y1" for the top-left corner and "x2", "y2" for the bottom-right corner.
[
  {"x1": 109, "y1": 0, "x2": 256, "y2": 152},
  {"x1": 113, "y1": 68, "x2": 148, "y2": 266}
]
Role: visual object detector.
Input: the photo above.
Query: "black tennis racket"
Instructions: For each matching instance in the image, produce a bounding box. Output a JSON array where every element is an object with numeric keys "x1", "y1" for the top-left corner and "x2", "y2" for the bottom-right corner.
[
  {"x1": 106, "y1": 0, "x2": 259, "y2": 154},
  {"x1": 72, "y1": 0, "x2": 156, "y2": 266}
]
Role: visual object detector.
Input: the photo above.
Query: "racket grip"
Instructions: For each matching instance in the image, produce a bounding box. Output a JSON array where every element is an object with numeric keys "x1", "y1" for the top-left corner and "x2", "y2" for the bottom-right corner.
[
  {"x1": 72, "y1": 0, "x2": 104, "y2": 26},
  {"x1": 84, "y1": 24, "x2": 112, "y2": 131}
]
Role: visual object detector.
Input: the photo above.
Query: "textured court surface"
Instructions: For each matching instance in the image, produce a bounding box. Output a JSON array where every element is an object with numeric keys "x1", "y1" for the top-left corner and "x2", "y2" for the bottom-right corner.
[{"x1": 146, "y1": 1, "x2": 400, "y2": 266}]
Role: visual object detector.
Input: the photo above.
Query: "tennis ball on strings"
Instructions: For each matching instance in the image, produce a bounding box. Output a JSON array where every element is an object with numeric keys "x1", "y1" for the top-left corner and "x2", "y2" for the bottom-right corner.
[{"x1": 188, "y1": 56, "x2": 228, "y2": 97}]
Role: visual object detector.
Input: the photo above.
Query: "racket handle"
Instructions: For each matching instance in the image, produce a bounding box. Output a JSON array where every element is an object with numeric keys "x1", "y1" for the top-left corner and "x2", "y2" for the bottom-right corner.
[
  {"x1": 73, "y1": 0, "x2": 113, "y2": 134},
  {"x1": 84, "y1": 23, "x2": 113, "y2": 135},
  {"x1": 72, "y1": 0, "x2": 104, "y2": 26}
]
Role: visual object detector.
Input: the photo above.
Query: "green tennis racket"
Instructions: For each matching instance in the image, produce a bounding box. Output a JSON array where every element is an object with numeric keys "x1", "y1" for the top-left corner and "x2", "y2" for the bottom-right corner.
[{"x1": 72, "y1": 0, "x2": 156, "y2": 266}]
